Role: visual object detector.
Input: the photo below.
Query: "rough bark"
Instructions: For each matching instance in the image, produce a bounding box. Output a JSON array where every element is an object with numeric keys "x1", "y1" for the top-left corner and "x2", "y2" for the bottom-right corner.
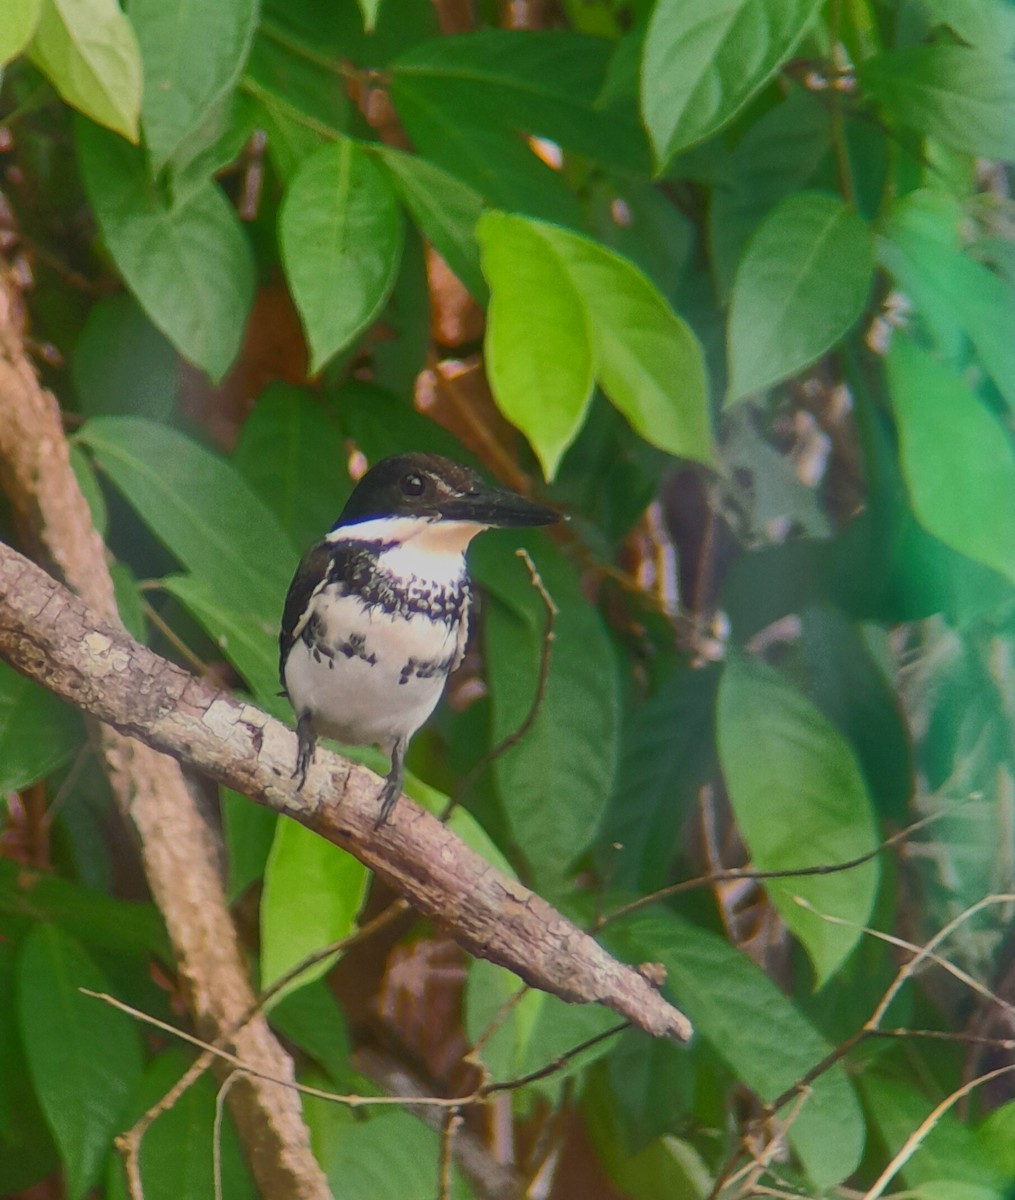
[
  {"x1": 0, "y1": 541, "x2": 692, "y2": 1043},
  {"x1": 0, "y1": 278, "x2": 331, "y2": 1199}
]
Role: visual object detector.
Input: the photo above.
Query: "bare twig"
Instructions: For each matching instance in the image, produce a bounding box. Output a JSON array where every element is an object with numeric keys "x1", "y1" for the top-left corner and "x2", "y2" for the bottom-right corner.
[
  {"x1": 448, "y1": 547, "x2": 557, "y2": 816},
  {"x1": 598, "y1": 807, "x2": 953, "y2": 929}
]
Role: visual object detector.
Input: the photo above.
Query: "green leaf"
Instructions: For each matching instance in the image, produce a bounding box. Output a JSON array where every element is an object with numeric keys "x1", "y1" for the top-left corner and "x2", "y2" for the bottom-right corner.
[
  {"x1": 921, "y1": 0, "x2": 1015, "y2": 55},
  {"x1": 0, "y1": 861, "x2": 169, "y2": 961},
  {"x1": 357, "y1": 0, "x2": 382, "y2": 33},
  {"x1": 717, "y1": 653, "x2": 880, "y2": 986},
  {"x1": 268, "y1": 981, "x2": 351, "y2": 1086},
  {"x1": 391, "y1": 30, "x2": 648, "y2": 175},
  {"x1": 75, "y1": 120, "x2": 254, "y2": 382},
  {"x1": 478, "y1": 212, "x2": 593, "y2": 479},
  {"x1": 259, "y1": 817, "x2": 369, "y2": 999},
  {"x1": 477, "y1": 211, "x2": 712, "y2": 473},
  {"x1": 726, "y1": 192, "x2": 874, "y2": 404},
  {"x1": 77, "y1": 416, "x2": 296, "y2": 626},
  {"x1": 0, "y1": 940, "x2": 58, "y2": 1194},
  {"x1": 707, "y1": 88, "x2": 831, "y2": 298},
  {"x1": 0, "y1": 0, "x2": 42, "y2": 65},
  {"x1": 0, "y1": 662, "x2": 82, "y2": 794},
  {"x1": 887, "y1": 337, "x2": 1015, "y2": 585},
  {"x1": 641, "y1": 0, "x2": 824, "y2": 165},
  {"x1": 221, "y1": 788, "x2": 277, "y2": 902},
  {"x1": 879, "y1": 190, "x2": 1015, "y2": 412},
  {"x1": 17, "y1": 924, "x2": 143, "y2": 1200},
  {"x1": 861, "y1": 45, "x2": 1015, "y2": 162},
  {"x1": 606, "y1": 912, "x2": 866, "y2": 1190},
  {"x1": 29, "y1": 0, "x2": 141, "y2": 140},
  {"x1": 106, "y1": 1049, "x2": 255, "y2": 1200},
  {"x1": 127, "y1": 0, "x2": 257, "y2": 172},
  {"x1": 280, "y1": 138, "x2": 404, "y2": 373},
  {"x1": 232, "y1": 384, "x2": 349, "y2": 551},
  {"x1": 475, "y1": 537, "x2": 618, "y2": 882},
  {"x1": 374, "y1": 146, "x2": 487, "y2": 301},
  {"x1": 611, "y1": 1137, "x2": 712, "y2": 1200},
  {"x1": 71, "y1": 294, "x2": 178, "y2": 419}
]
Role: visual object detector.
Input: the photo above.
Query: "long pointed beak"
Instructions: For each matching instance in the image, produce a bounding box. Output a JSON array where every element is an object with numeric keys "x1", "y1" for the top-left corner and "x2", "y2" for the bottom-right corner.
[{"x1": 443, "y1": 482, "x2": 559, "y2": 528}]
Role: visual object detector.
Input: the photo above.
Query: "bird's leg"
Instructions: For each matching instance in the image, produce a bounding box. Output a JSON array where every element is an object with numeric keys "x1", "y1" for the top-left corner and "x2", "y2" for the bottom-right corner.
[
  {"x1": 375, "y1": 737, "x2": 407, "y2": 828},
  {"x1": 293, "y1": 712, "x2": 316, "y2": 790}
]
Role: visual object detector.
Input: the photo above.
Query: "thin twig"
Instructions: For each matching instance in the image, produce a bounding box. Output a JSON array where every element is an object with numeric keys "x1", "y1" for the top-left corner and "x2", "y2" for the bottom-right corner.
[
  {"x1": 862, "y1": 1063, "x2": 1015, "y2": 1199},
  {"x1": 446, "y1": 548, "x2": 557, "y2": 818},
  {"x1": 214, "y1": 1073, "x2": 241, "y2": 1200},
  {"x1": 597, "y1": 807, "x2": 953, "y2": 929},
  {"x1": 140, "y1": 597, "x2": 212, "y2": 676},
  {"x1": 438, "y1": 1109, "x2": 463, "y2": 1200}
]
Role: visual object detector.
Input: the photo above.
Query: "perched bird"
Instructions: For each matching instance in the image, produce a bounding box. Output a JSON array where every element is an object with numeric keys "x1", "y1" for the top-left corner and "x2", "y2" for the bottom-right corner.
[{"x1": 279, "y1": 452, "x2": 558, "y2": 825}]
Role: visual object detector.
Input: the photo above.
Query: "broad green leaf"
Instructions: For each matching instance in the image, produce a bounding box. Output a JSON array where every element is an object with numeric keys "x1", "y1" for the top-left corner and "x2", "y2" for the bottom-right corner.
[
  {"x1": 726, "y1": 192, "x2": 874, "y2": 404},
  {"x1": 0, "y1": 861, "x2": 168, "y2": 960},
  {"x1": 717, "y1": 653, "x2": 880, "y2": 986},
  {"x1": 268, "y1": 980, "x2": 351, "y2": 1086},
  {"x1": 478, "y1": 212, "x2": 593, "y2": 479},
  {"x1": 71, "y1": 294, "x2": 178, "y2": 419},
  {"x1": 280, "y1": 139, "x2": 404, "y2": 373},
  {"x1": 0, "y1": 941, "x2": 58, "y2": 1194},
  {"x1": 880, "y1": 190, "x2": 1015, "y2": 412},
  {"x1": 128, "y1": 0, "x2": 257, "y2": 171},
  {"x1": 232, "y1": 384, "x2": 349, "y2": 551},
  {"x1": 707, "y1": 87, "x2": 831, "y2": 297},
  {"x1": 313, "y1": 1105, "x2": 470, "y2": 1199},
  {"x1": 18, "y1": 925, "x2": 143, "y2": 1200},
  {"x1": 0, "y1": 662, "x2": 82, "y2": 794},
  {"x1": 861, "y1": 45, "x2": 1015, "y2": 162},
  {"x1": 260, "y1": 817, "x2": 369, "y2": 999},
  {"x1": 477, "y1": 211, "x2": 712, "y2": 472},
  {"x1": 391, "y1": 30, "x2": 648, "y2": 175},
  {"x1": 887, "y1": 337, "x2": 1015, "y2": 584},
  {"x1": 75, "y1": 120, "x2": 254, "y2": 382},
  {"x1": 607, "y1": 912, "x2": 866, "y2": 1190},
  {"x1": 475, "y1": 536, "x2": 618, "y2": 883},
  {"x1": 799, "y1": 608, "x2": 913, "y2": 820},
  {"x1": 161, "y1": 574, "x2": 283, "y2": 708},
  {"x1": 221, "y1": 788, "x2": 277, "y2": 902},
  {"x1": 77, "y1": 416, "x2": 296, "y2": 627},
  {"x1": 374, "y1": 146, "x2": 487, "y2": 301},
  {"x1": 29, "y1": 0, "x2": 141, "y2": 140},
  {"x1": 612, "y1": 1137, "x2": 712, "y2": 1200},
  {"x1": 106, "y1": 1049, "x2": 255, "y2": 1200},
  {"x1": 0, "y1": 0, "x2": 42, "y2": 65},
  {"x1": 641, "y1": 0, "x2": 824, "y2": 165},
  {"x1": 921, "y1": 0, "x2": 1015, "y2": 54}
]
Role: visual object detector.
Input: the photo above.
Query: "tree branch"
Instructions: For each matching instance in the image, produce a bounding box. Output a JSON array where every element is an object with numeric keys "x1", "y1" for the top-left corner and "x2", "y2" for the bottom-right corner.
[{"x1": 0, "y1": 541, "x2": 692, "y2": 1043}]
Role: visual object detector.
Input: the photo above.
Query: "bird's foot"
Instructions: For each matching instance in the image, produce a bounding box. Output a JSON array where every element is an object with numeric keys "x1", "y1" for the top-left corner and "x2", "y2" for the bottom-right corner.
[
  {"x1": 293, "y1": 713, "x2": 316, "y2": 790},
  {"x1": 374, "y1": 740, "x2": 407, "y2": 829}
]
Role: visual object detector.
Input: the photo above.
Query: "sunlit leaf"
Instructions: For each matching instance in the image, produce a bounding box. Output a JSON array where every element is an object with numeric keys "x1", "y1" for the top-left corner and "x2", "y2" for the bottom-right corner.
[
  {"x1": 260, "y1": 817, "x2": 369, "y2": 999},
  {"x1": 280, "y1": 139, "x2": 403, "y2": 373},
  {"x1": 717, "y1": 653, "x2": 880, "y2": 986},
  {"x1": 641, "y1": 0, "x2": 824, "y2": 165},
  {"x1": 29, "y1": 0, "x2": 141, "y2": 140},
  {"x1": 0, "y1": 0, "x2": 42, "y2": 65},
  {"x1": 726, "y1": 191, "x2": 874, "y2": 404},
  {"x1": 887, "y1": 337, "x2": 1015, "y2": 584}
]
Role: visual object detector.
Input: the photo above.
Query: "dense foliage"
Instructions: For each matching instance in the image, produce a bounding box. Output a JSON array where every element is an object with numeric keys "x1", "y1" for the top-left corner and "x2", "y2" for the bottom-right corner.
[{"x1": 1, "y1": 0, "x2": 1014, "y2": 1197}]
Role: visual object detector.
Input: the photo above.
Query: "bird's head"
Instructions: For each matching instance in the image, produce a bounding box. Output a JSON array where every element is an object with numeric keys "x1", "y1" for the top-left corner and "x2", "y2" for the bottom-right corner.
[{"x1": 334, "y1": 453, "x2": 559, "y2": 533}]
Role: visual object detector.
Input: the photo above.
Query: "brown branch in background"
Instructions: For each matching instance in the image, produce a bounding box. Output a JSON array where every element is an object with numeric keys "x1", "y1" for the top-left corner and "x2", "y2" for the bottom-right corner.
[
  {"x1": 448, "y1": 547, "x2": 557, "y2": 817},
  {"x1": 0, "y1": 270, "x2": 330, "y2": 1199},
  {"x1": 0, "y1": 542, "x2": 693, "y2": 1043}
]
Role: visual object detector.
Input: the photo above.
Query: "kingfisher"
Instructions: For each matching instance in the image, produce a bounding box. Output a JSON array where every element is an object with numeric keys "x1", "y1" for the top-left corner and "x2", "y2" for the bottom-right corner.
[{"x1": 279, "y1": 452, "x2": 558, "y2": 825}]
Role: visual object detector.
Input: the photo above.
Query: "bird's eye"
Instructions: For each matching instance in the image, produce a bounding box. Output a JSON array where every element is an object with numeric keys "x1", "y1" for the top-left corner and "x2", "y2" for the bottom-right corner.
[{"x1": 400, "y1": 472, "x2": 426, "y2": 497}]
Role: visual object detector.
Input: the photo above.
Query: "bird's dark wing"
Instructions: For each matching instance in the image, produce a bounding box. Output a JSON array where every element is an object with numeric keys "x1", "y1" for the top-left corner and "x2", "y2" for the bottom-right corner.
[{"x1": 278, "y1": 540, "x2": 335, "y2": 689}]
